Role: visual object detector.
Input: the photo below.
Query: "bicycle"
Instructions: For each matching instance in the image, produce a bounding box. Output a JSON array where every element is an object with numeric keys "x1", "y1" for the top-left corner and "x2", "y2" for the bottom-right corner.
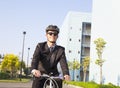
[{"x1": 40, "y1": 73, "x2": 63, "y2": 88}]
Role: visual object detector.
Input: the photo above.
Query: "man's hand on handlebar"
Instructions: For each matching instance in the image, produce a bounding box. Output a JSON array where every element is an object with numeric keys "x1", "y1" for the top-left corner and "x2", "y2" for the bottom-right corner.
[
  {"x1": 32, "y1": 69, "x2": 41, "y2": 77},
  {"x1": 64, "y1": 75, "x2": 71, "y2": 81}
]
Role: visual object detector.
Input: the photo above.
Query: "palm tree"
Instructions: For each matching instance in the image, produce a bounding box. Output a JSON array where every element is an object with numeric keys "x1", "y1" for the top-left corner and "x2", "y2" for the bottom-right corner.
[{"x1": 94, "y1": 37, "x2": 106, "y2": 84}]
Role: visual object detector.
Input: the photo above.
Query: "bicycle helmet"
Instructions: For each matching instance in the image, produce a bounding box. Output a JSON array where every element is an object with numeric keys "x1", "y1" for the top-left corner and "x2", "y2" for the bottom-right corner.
[{"x1": 46, "y1": 25, "x2": 59, "y2": 33}]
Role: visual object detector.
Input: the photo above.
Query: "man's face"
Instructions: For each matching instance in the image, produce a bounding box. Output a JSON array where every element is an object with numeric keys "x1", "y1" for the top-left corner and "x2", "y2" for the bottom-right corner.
[{"x1": 46, "y1": 31, "x2": 58, "y2": 43}]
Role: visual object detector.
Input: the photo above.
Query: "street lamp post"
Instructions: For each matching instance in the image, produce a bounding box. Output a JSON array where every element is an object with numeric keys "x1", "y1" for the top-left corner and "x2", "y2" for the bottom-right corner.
[
  {"x1": 27, "y1": 47, "x2": 30, "y2": 77},
  {"x1": 20, "y1": 31, "x2": 26, "y2": 81}
]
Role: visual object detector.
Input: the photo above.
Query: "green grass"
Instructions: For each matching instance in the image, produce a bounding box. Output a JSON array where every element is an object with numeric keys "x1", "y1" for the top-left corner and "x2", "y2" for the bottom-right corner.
[
  {"x1": 0, "y1": 78, "x2": 31, "y2": 83},
  {"x1": 64, "y1": 81, "x2": 120, "y2": 88}
]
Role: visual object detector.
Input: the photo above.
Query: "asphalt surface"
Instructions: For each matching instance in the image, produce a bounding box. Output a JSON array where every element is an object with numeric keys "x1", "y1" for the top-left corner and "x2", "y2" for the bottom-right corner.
[
  {"x1": 0, "y1": 81, "x2": 82, "y2": 88},
  {"x1": 0, "y1": 81, "x2": 32, "y2": 88}
]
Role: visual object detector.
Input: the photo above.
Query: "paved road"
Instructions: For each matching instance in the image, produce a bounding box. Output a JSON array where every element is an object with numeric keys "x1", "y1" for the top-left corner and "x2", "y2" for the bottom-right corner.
[
  {"x1": 0, "y1": 81, "x2": 32, "y2": 88},
  {"x1": 0, "y1": 81, "x2": 82, "y2": 88}
]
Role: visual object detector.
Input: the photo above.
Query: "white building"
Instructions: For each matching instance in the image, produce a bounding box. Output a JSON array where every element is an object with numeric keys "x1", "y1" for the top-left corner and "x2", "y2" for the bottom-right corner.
[
  {"x1": 89, "y1": 0, "x2": 120, "y2": 85},
  {"x1": 59, "y1": 11, "x2": 91, "y2": 81}
]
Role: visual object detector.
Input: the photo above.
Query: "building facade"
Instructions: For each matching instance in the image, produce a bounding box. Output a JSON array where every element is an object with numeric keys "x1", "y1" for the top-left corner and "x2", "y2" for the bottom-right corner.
[
  {"x1": 90, "y1": 0, "x2": 120, "y2": 85},
  {"x1": 58, "y1": 11, "x2": 91, "y2": 81}
]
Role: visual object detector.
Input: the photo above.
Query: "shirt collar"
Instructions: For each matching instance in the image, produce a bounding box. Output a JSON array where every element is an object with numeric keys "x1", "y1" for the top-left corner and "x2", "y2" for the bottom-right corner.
[{"x1": 47, "y1": 43, "x2": 56, "y2": 49}]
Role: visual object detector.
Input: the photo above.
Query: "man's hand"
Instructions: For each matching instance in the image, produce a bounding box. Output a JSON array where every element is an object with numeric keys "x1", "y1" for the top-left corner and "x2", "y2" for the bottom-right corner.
[
  {"x1": 64, "y1": 75, "x2": 71, "y2": 81},
  {"x1": 32, "y1": 69, "x2": 41, "y2": 77}
]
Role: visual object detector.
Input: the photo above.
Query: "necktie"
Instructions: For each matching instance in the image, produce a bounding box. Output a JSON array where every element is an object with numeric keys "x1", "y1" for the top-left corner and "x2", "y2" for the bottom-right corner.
[{"x1": 50, "y1": 47, "x2": 54, "y2": 52}]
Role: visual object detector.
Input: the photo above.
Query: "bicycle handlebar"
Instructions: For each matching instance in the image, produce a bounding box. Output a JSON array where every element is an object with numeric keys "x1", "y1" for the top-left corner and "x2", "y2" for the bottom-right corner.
[
  {"x1": 40, "y1": 74, "x2": 63, "y2": 80},
  {"x1": 40, "y1": 73, "x2": 63, "y2": 88}
]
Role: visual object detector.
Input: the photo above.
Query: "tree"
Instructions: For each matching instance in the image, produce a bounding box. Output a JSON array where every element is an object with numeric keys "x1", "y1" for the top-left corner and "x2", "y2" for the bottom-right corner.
[
  {"x1": 19, "y1": 60, "x2": 26, "y2": 70},
  {"x1": 94, "y1": 37, "x2": 106, "y2": 84},
  {"x1": 73, "y1": 59, "x2": 81, "y2": 70},
  {"x1": 68, "y1": 61, "x2": 73, "y2": 70},
  {"x1": 1, "y1": 54, "x2": 20, "y2": 78},
  {"x1": 68, "y1": 60, "x2": 80, "y2": 70},
  {"x1": 82, "y1": 56, "x2": 90, "y2": 82},
  {"x1": 0, "y1": 54, "x2": 1, "y2": 58},
  {"x1": 68, "y1": 59, "x2": 81, "y2": 81}
]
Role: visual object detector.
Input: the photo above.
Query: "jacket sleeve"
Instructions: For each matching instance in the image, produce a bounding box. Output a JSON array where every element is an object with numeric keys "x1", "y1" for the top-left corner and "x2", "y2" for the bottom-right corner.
[
  {"x1": 59, "y1": 48, "x2": 70, "y2": 76},
  {"x1": 31, "y1": 43, "x2": 41, "y2": 70}
]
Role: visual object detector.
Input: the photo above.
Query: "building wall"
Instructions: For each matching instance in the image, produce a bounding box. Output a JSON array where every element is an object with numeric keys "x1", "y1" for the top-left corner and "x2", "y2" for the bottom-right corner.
[
  {"x1": 90, "y1": 0, "x2": 120, "y2": 85},
  {"x1": 58, "y1": 11, "x2": 91, "y2": 81}
]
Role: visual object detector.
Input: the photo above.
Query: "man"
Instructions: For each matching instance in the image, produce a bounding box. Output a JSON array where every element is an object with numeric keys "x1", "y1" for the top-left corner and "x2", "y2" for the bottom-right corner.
[{"x1": 31, "y1": 25, "x2": 70, "y2": 88}]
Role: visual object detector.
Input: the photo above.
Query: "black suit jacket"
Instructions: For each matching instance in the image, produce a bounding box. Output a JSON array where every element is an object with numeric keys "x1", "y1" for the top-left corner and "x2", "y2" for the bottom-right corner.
[{"x1": 31, "y1": 42, "x2": 69, "y2": 76}]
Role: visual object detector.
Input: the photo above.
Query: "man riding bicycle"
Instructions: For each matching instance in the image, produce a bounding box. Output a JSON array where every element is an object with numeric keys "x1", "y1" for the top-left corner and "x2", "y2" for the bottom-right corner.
[{"x1": 31, "y1": 25, "x2": 70, "y2": 88}]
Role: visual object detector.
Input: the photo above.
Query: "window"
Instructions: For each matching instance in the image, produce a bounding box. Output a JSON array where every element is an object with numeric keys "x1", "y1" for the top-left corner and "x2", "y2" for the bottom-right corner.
[
  {"x1": 78, "y1": 51, "x2": 80, "y2": 54},
  {"x1": 79, "y1": 28, "x2": 81, "y2": 31},
  {"x1": 69, "y1": 38, "x2": 72, "y2": 41},
  {"x1": 69, "y1": 50, "x2": 72, "y2": 53}
]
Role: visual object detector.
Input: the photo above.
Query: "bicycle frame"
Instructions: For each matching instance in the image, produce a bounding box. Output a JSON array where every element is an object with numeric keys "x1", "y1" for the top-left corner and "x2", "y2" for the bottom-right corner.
[{"x1": 40, "y1": 74, "x2": 63, "y2": 88}]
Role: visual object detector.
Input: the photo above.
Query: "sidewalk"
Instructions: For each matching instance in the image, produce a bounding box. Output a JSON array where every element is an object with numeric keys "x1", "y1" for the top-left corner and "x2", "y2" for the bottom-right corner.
[{"x1": 0, "y1": 81, "x2": 82, "y2": 88}]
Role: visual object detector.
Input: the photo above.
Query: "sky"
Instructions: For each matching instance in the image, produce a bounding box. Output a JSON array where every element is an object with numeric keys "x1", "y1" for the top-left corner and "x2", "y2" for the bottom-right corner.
[{"x1": 0, "y1": 0, "x2": 92, "y2": 65}]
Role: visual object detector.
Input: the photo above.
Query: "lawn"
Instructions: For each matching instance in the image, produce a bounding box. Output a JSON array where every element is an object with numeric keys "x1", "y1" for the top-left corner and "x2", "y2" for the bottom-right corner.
[
  {"x1": 0, "y1": 78, "x2": 31, "y2": 83},
  {"x1": 64, "y1": 81, "x2": 120, "y2": 88}
]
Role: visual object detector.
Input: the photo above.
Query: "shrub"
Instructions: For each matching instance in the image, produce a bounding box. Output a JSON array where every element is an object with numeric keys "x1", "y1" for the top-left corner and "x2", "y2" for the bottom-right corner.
[{"x1": 0, "y1": 72, "x2": 10, "y2": 79}]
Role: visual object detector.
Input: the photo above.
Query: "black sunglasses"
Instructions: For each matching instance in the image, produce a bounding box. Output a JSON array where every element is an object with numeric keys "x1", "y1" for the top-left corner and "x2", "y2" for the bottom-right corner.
[{"x1": 47, "y1": 32, "x2": 58, "y2": 36}]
